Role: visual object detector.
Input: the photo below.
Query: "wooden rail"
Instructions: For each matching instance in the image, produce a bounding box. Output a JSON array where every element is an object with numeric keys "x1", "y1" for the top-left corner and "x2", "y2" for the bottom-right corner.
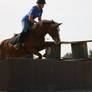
[
  {"x1": 61, "y1": 40, "x2": 92, "y2": 44},
  {"x1": 0, "y1": 58, "x2": 92, "y2": 91},
  {"x1": 46, "y1": 40, "x2": 92, "y2": 59}
]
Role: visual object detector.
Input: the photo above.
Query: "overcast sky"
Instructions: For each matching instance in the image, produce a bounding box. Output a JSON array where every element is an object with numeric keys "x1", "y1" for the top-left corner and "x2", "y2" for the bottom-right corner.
[
  {"x1": 0, "y1": 0, "x2": 92, "y2": 56},
  {"x1": 0, "y1": 0, "x2": 92, "y2": 41}
]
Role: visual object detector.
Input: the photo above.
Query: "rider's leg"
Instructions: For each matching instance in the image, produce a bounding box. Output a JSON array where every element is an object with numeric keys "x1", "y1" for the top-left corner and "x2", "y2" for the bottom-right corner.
[
  {"x1": 13, "y1": 19, "x2": 29, "y2": 49},
  {"x1": 19, "y1": 19, "x2": 30, "y2": 42},
  {"x1": 13, "y1": 19, "x2": 34, "y2": 49},
  {"x1": 19, "y1": 20, "x2": 34, "y2": 43}
]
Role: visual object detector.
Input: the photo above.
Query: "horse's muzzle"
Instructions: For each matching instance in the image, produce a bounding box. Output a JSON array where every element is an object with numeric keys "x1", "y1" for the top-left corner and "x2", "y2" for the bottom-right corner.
[
  {"x1": 54, "y1": 39, "x2": 61, "y2": 45},
  {"x1": 55, "y1": 41, "x2": 60, "y2": 45}
]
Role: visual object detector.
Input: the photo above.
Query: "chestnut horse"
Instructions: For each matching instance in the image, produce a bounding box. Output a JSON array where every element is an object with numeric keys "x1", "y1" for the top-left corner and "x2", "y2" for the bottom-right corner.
[{"x1": 0, "y1": 20, "x2": 62, "y2": 61}]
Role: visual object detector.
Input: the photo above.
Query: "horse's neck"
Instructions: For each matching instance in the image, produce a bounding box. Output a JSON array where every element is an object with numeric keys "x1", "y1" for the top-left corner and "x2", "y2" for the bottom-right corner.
[{"x1": 35, "y1": 27, "x2": 47, "y2": 38}]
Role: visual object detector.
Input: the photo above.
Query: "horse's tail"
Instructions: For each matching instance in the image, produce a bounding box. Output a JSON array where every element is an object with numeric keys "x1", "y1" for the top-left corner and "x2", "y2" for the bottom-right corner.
[
  {"x1": 0, "y1": 41, "x2": 4, "y2": 49},
  {"x1": 0, "y1": 41, "x2": 3, "y2": 52},
  {"x1": 0, "y1": 42, "x2": 3, "y2": 59},
  {"x1": 0, "y1": 43, "x2": 1, "y2": 49},
  {"x1": 0, "y1": 40, "x2": 6, "y2": 61}
]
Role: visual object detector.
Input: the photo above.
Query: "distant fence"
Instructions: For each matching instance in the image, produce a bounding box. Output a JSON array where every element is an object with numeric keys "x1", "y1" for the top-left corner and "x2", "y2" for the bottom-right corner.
[{"x1": 46, "y1": 40, "x2": 92, "y2": 59}]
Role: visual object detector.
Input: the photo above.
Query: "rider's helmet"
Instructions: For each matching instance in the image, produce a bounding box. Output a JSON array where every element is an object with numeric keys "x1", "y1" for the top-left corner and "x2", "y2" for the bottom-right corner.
[{"x1": 36, "y1": 0, "x2": 46, "y2": 4}]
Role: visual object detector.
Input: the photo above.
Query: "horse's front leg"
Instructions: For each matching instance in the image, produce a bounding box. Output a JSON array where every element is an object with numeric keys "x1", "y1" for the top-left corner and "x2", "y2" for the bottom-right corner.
[
  {"x1": 43, "y1": 47, "x2": 51, "y2": 57},
  {"x1": 31, "y1": 49, "x2": 42, "y2": 59},
  {"x1": 38, "y1": 42, "x2": 53, "y2": 58}
]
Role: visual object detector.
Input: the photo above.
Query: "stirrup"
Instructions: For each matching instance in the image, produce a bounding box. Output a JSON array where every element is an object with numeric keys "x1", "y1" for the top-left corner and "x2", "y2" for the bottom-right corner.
[
  {"x1": 13, "y1": 43, "x2": 21, "y2": 49},
  {"x1": 13, "y1": 43, "x2": 24, "y2": 49}
]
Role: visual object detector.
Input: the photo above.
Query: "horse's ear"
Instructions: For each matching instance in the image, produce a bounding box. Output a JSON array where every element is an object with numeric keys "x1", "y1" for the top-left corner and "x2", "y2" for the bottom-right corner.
[
  {"x1": 58, "y1": 23, "x2": 63, "y2": 26},
  {"x1": 52, "y1": 19, "x2": 54, "y2": 23},
  {"x1": 51, "y1": 23, "x2": 63, "y2": 28}
]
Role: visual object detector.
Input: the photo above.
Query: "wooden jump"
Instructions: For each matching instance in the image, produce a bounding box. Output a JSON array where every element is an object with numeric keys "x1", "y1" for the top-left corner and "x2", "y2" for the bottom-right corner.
[
  {"x1": 46, "y1": 40, "x2": 92, "y2": 59},
  {"x1": 0, "y1": 58, "x2": 92, "y2": 91}
]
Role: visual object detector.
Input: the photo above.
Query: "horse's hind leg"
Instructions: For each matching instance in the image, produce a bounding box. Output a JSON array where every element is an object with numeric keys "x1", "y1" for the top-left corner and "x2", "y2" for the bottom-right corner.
[
  {"x1": 0, "y1": 56, "x2": 5, "y2": 62},
  {"x1": 0, "y1": 46, "x2": 5, "y2": 62},
  {"x1": 43, "y1": 47, "x2": 51, "y2": 57},
  {"x1": 0, "y1": 53, "x2": 5, "y2": 62}
]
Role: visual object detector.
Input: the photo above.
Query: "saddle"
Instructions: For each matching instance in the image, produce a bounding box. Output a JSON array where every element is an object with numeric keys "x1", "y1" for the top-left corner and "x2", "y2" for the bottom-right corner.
[{"x1": 9, "y1": 31, "x2": 29, "y2": 45}]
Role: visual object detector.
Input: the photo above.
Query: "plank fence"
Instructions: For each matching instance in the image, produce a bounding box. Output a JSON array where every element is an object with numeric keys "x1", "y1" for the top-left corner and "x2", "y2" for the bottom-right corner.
[
  {"x1": 46, "y1": 40, "x2": 92, "y2": 59},
  {"x1": 0, "y1": 40, "x2": 92, "y2": 92},
  {"x1": 0, "y1": 58, "x2": 92, "y2": 92}
]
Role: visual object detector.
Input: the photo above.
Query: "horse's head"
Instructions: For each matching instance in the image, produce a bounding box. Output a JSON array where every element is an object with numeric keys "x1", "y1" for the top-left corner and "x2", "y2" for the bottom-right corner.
[
  {"x1": 43, "y1": 20, "x2": 62, "y2": 44},
  {"x1": 32, "y1": 20, "x2": 62, "y2": 44}
]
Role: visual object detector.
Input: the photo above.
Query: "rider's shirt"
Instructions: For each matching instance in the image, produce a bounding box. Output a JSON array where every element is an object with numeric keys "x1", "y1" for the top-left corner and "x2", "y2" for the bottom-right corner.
[{"x1": 23, "y1": 6, "x2": 43, "y2": 20}]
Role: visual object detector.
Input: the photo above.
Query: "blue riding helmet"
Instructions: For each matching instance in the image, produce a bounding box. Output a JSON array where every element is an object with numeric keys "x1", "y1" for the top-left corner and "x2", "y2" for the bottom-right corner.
[{"x1": 36, "y1": 0, "x2": 46, "y2": 4}]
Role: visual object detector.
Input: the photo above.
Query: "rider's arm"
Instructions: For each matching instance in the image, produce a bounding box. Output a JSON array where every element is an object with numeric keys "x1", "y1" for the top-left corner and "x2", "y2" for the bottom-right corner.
[
  {"x1": 29, "y1": 14, "x2": 38, "y2": 24},
  {"x1": 38, "y1": 16, "x2": 42, "y2": 22}
]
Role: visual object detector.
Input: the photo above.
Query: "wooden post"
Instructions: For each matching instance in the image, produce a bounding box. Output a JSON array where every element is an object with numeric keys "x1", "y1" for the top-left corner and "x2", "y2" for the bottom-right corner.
[
  {"x1": 45, "y1": 42, "x2": 61, "y2": 59},
  {"x1": 71, "y1": 42, "x2": 88, "y2": 59}
]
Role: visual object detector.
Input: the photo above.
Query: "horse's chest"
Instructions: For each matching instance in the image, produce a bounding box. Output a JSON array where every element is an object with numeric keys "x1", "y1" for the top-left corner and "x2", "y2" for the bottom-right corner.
[
  {"x1": 29, "y1": 35, "x2": 44, "y2": 47},
  {"x1": 34, "y1": 38, "x2": 44, "y2": 44},
  {"x1": 33, "y1": 40, "x2": 44, "y2": 48}
]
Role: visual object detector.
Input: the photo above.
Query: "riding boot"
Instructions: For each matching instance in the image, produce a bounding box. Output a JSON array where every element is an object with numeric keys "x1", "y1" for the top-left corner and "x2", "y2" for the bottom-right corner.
[{"x1": 13, "y1": 32, "x2": 27, "y2": 49}]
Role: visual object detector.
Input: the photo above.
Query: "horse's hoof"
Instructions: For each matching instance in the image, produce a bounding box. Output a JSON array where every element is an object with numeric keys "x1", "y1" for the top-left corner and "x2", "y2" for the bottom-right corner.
[
  {"x1": 43, "y1": 53, "x2": 47, "y2": 57},
  {"x1": 39, "y1": 57, "x2": 42, "y2": 59},
  {"x1": 38, "y1": 55, "x2": 42, "y2": 59}
]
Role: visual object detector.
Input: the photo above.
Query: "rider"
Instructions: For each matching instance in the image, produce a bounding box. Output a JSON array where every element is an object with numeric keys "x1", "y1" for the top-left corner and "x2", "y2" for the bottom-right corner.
[{"x1": 13, "y1": 0, "x2": 46, "y2": 49}]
